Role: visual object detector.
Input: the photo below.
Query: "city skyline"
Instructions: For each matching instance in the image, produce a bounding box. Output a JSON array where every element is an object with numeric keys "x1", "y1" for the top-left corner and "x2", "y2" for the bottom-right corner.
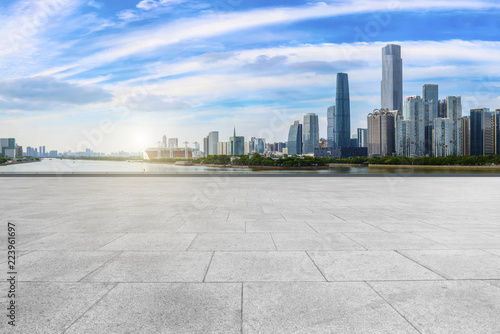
[{"x1": 1, "y1": 1, "x2": 500, "y2": 153}]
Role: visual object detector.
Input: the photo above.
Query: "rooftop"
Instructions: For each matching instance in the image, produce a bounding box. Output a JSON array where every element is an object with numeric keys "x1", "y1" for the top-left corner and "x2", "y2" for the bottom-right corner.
[{"x1": 2, "y1": 176, "x2": 500, "y2": 333}]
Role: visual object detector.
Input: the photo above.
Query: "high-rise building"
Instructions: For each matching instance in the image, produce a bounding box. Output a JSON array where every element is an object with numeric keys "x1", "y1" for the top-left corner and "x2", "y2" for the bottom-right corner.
[
  {"x1": 404, "y1": 96, "x2": 432, "y2": 157},
  {"x1": 230, "y1": 128, "x2": 244, "y2": 155},
  {"x1": 1, "y1": 138, "x2": 16, "y2": 159},
  {"x1": 208, "y1": 131, "x2": 219, "y2": 156},
  {"x1": 446, "y1": 96, "x2": 462, "y2": 156},
  {"x1": 168, "y1": 138, "x2": 178, "y2": 148},
  {"x1": 496, "y1": 109, "x2": 500, "y2": 155},
  {"x1": 327, "y1": 106, "x2": 335, "y2": 147},
  {"x1": 357, "y1": 128, "x2": 367, "y2": 148},
  {"x1": 303, "y1": 113, "x2": 319, "y2": 154},
  {"x1": 432, "y1": 118, "x2": 451, "y2": 157},
  {"x1": 334, "y1": 73, "x2": 351, "y2": 147},
  {"x1": 162, "y1": 135, "x2": 167, "y2": 148},
  {"x1": 396, "y1": 119, "x2": 411, "y2": 157},
  {"x1": 367, "y1": 109, "x2": 395, "y2": 157},
  {"x1": 423, "y1": 84, "x2": 439, "y2": 121},
  {"x1": 203, "y1": 136, "x2": 209, "y2": 157},
  {"x1": 217, "y1": 141, "x2": 230, "y2": 155},
  {"x1": 460, "y1": 116, "x2": 471, "y2": 156},
  {"x1": 287, "y1": 120, "x2": 303, "y2": 156},
  {"x1": 470, "y1": 108, "x2": 495, "y2": 156},
  {"x1": 381, "y1": 44, "x2": 403, "y2": 118},
  {"x1": 438, "y1": 99, "x2": 447, "y2": 118}
]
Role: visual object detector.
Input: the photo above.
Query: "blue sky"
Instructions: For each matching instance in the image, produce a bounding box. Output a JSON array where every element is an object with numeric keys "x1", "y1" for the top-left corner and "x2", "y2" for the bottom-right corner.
[{"x1": 0, "y1": 0, "x2": 499, "y2": 153}]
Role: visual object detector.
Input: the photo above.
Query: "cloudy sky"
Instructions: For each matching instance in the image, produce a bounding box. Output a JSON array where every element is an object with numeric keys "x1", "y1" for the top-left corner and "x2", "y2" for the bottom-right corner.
[{"x1": 1, "y1": 0, "x2": 499, "y2": 153}]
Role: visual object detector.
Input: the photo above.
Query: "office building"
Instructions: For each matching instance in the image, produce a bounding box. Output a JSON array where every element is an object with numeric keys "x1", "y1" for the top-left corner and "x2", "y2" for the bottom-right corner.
[
  {"x1": 168, "y1": 138, "x2": 178, "y2": 148},
  {"x1": 357, "y1": 128, "x2": 367, "y2": 148},
  {"x1": 162, "y1": 135, "x2": 167, "y2": 148},
  {"x1": 303, "y1": 113, "x2": 319, "y2": 154},
  {"x1": 423, "y1": 84, "x2": 439, "y2": 121},
  {"x1": 217, "y1": 141, "x2": 230, "y2": 155},
  {"x1": 334, "y1": 73, "x2": 351, "y2": 147},
  {"x1": 446, "y1": 96, "x2": 462, "y2": 156},
  {"x1": 367, "y1": 109, "x2": 395, "y2": 157},
  {"x1": 314, "y1": 146, "x2": 367, "y2": 158},
  {"x1": 470, "y1": 108, "x2": 495, "y2": 156},
  {"x1": 433, "y1": 118, "x2": 451, "y2": 157},
  {"x1": 1, "y1": 138, "x2": 16, "y2": 159},
  {"x1": 438, "y1": 99, "x2": 447, "y2": 118},
  {"x1": 460, "y1": 116, "x2": 471, "y2": 156},
  {"x1": 230, "y1": 128, "x2": 244, "y2": 155},
  {"x1": 203, "y1": 136, "x2": 209, "y2": 157},
  {"x1": 381, "y1": 44, "x2": 403, "y2": 117},
  {"x1": 404, "y1": 96, "x2": 432, "y2": 157},
  {"x1": 396, "y1": 119, "x2": 411, "y2": 157},
  {"x1": 287, "y1": 120, "x2": 303, "y2": 156},
  {"x1": 496, "y1": 110, "x2": 500, "y2": 154},
  {"x1": 327, "y1": 106, "x2": 335, "y2": 147},
  {"x1": 208, "y1": 131, "x2": 219, "y2": 156}
]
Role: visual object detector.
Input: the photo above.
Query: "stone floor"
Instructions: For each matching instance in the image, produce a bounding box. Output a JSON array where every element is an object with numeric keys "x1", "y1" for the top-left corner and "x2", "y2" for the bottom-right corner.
[{"x1": 1, "y1": 176, "x2": 500, "y2": 333}]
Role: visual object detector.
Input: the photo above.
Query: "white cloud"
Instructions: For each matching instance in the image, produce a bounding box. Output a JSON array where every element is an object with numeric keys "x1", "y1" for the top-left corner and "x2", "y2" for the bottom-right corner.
[{"x1": 136, "y1": 0, "x2": 185, "y2": 11}]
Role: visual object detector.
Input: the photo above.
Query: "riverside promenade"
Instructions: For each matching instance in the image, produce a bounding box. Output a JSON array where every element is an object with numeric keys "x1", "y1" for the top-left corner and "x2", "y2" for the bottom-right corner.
[{"x1": 1, "y1": 175, "x2": 500, "y2": 333}]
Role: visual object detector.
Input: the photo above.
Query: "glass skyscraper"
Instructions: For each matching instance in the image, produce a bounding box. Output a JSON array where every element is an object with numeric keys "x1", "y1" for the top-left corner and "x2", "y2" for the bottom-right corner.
[
  {"x1": 287, "y1": 121, "x2": 303, "y2": 156},
  {"x1": 327, "y1": 106, "x2": 335, "y2": 147},
  {"x1": 422, "y1": 84, "x2": 439, "y2": 121},
  {"x1": 303, "y1": 113, "x2": 319, "y2": 154},
  {"x1": 334, "y1": 73, "x2": 351, "y2": 148},
  {"x1": 381, "y1": 44, "x2": 403, "y2": 118},
  {"x1": 470, "y1": 108, "x2": 495, "y2": 156}
]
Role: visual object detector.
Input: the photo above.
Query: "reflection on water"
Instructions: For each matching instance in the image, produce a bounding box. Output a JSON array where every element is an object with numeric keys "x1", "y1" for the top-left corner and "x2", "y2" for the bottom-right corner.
[{"x1": 1, "y1": 158, "x2": 499, "y2": 174}]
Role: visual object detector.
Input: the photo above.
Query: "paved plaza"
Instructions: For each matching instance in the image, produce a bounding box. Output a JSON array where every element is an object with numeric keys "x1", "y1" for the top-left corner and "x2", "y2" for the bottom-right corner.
[{"x1": 1, "y1": 175, "x2": 500, "y2": 333}]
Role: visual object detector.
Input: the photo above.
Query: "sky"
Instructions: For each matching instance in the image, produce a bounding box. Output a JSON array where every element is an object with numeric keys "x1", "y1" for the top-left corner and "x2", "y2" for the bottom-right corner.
[{"x1": 0, "y1": 0, "x2": 499, "y2": 153}]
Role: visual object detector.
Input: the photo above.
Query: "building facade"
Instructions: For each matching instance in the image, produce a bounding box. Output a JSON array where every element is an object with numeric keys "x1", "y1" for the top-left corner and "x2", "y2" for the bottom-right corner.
[
  {"x1": 381, "y1": 44, "x2": 403, "y2": 118},
  {"x1": 447, "y1": 96, "x2": 462, "y2": 156},
  {"x1": 460, "y1": 116, "x2": 471, "y2": 156},
  {"x1": 357, "y1": 128, "x2": 367, "y2": 148},
  {"x1": 367, "y1": 109, "x2": 395, "y2": 157},
  {"x1": 470, "y1": 108, "x2": 495, "y2": 156},
  {"x1": 0, "y1": 138, "x2": 16, "y2": 159},
  {"x1": 303, "y1": 113, "x2": 319, "y2": 154},
  {"x1": 208, "y1": 131, "x2": 219, "y2": 156},
  {"x1": 334, "y1": 73, "x2": 351, "y2": 148},
  {"x1": 327, "y1": 106, "x2": 335, "y2": 147},
  {"x1": 287, "y1": 120, "x2": 303, "y2": 156}
]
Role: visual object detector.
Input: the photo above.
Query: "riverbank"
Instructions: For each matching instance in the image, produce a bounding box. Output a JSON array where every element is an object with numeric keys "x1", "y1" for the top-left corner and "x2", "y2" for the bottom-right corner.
[
  {"x1": 198, "y1": 163, "x2": 329, "y2": 170},
  {"x1": 0, "y1": 158, "x2": 39, "y2": 167},
  {"x1": 367, "y1": 164, "x2": 500, "y2": 170}
]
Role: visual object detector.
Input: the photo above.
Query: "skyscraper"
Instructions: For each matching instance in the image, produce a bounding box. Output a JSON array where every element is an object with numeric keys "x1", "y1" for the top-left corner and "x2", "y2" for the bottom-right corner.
[
  {"x1": 404, "y1": 96, "x2": 432, "y2": 157},
  {"x1": 303, "y1": 113, "x2": 319, "y2": 154},
  {"x1": 162, "y1": 135, "x2": 167, "y2": 148},
  {"x1": 396, "y1": 119, "x2": 411, "y2": 157},
  {"x1": 460, "y1": 116, "x2": 471, "y2": 156},
  {"x1": 470, "y1": 108, "x2": 495, "y2": 156},
  {"x1": 432, "y1": 118, "x2": 451, "y2": 157},
  {"x1": 230, "y1": 128, "x2": 244, "y2": 155},
  {"x1": 208, "y1": 131, "x2": 219, "y2": 156},
  {"x1": 446, "y1": 96, "x2": 462, "y2": 156},
  {"x1": 381, "y1": 44, "x2": 403, "y2": 117},
  {"x1": 422, "y1": 84, "x2": 439, "y2": 121},
  {"x1": 334, "y1": 73, "x2": 351, "y2": 147},
  {"x1": 367, "y1": 109, "x2": 395, "y2": 157},
  {"x1": 357, "y1": 128, "x2": 367, "y2": 148},
  {"x1": 438, "y1": 99, "x2": 447, "y2": 118},
  {"x1": 496, "y1": 109, "x2": 500, "y2": 155},
  {"x1": 327, "y1": 106, "x2": 335, "y2": 147},
  {"x1": 287, "y1": 121, "x2": 303, "y2": 156}
]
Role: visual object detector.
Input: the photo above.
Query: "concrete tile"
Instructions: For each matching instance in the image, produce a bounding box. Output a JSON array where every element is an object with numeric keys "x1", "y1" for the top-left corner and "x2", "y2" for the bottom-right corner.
[
  {"x1": 345, "y1": 232, "x2": 448, "y2": 250},
  {"x1": 485, "y1": 249, "x2": 500, "y2": 256},
  {"x1": 281, "y1": 213, "x2": 340, "y2": 222},
  {"x1": 373, "y1": 221, "x2": 449, "y2": 232},
  {"x1": 83, "y1": 252, "x2": 212, "y2": 282},
  {"x1": 65, "y1": 283, "x2": 242, "y2": 334},
  {"x1": 99, "y1": 233, "x2": 196, "y2": 251},
  {"x1": 400, "y1": 250, "x2": 500, "y2": 279},
  {"x1": 187, "y1": 233, "x2": 275, "y2": 251},
  {"x1": 371, "y1": 280, "x2": 500, "y2": 334},
  {"x1": 0, "y1": 282, "x2": 115, "y2": 334},
  {"x1": 246, "y1": 221, "x2": 316, "y2": 233},
  {"x1": 485, "y1": 280, "x2": 500, "y2": 289},
  {"x1": 19, "y1": 251, "x2": 118, "y2": 282},
  {"x1": 243, "y1": 282, "x2": 419, "y2": 334},
  {"x1": 22, "y1": 233, "x2": 124, "y2": 251},
  {"x1": 272, "y1": 233, "x2": 365, "y2": 251},
  {"x1": 309, "y1": 251, "x2": 443, "y2": 281},
  {"x1": 176, "y1": 221, "x2": 245, "y2": 233},
  {"x1": 307, "y1": 221, "x2": 382, "y2": 233},
  {"x1": 205, "y1": 251, "x2": 325, "y2": 282},
  {"x1": 415, "y1": 232, "x2": 500, "y2": 249}
]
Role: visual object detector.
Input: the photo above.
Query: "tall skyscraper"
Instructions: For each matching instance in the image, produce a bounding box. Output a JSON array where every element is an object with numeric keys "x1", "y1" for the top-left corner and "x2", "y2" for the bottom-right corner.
[
  {"x1": 303, "y1": 113, "x2": 319, "y2": 154},
  {"x1": 470, "y1": 108, "x2": 495, "y2": 156},
  {"x1": 460, "y1": 116, "x2": 471, "y2": 156},
  {"x1": 396, "y1": 119, "x2": 411, "y2": 157},
  {"x1": 208, "y1": 131, "x2": 219, "y2": 156},
  {"x1": 438, "y1": 99, "x2": 447, "y2": 118},
  {"x1": 496, "y1": 109, "x2": 500, "y2": 155},
  {"x1": 327, "y1": 106, "x2": 335, "y2": 147},
  {"x1": 334, "y1": 73, "x2": 351, "y2": 147},
  {"x1": 404, "y1": 96, "x2": 432, "y2": 157},
  {"x1": 162, "y1": 135, "x2": 167, "y2": 148},
  {"x1": 381, "y1": 44, "x2": 403, "y2": 117},
  {"x1": 446, "y1": 96, "x2": 462, "y2": 156},
  {"x1": 367, "y1": 109, "x2": 395, "y2": 157},
  {"x1": 287, "y1": 121, "x2": 303, "y2": 156},
  {"x1": 432, "y1": 118, "x2": 451, "y2": 157},
  {"x1": 423, "y1": 84, "x2": 439, "y2": 121},
  {"x1": 357, "y1": 128, "x2": 367, "y2": 148},
  {"x1": 230, "y1": 128, "x2": 244, "y2": 155},
  {"x1": 203, "y1": 136, "x2": 209, "y2": 157}
]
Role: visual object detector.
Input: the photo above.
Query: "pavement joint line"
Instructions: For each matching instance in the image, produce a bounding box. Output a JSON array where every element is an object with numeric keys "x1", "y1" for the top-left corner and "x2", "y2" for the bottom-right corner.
[
  {"x1": 94, "y1": 232, "x2": 129, "y2": 251},
  {"x1": 394, "y1": 250, "x2": 449, "y2": 280},
  {"x1": 365, "y1": 281, "x2": 424, "y2": 334},
  {"x1": 339, "y1": 232, "x2": 369, "y2": 251},
  {"x1": 77, "y1": 251, "x2": 124, "y2": 283},
  {"x1": 184, "y1": 233, "x2": 199, "y2": 251},
  {"x1": 415, "y1": 219, "x2": 455, "y2": 231},
  {"x1": 305, "y1": 251, "x2": 329, "y2": 282},
  {"x1": 240, "y1": 283, "x2": 244, "y2": 334},
  {"x1": 202, "y1": 251, "x2": 215, "y2": 282},
  {"x1": 303, "y1": 221, "x2": 319, "y2": 233},
  {"x1": 269, "y1": 233, "x2": 278, "y2": 251}
]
